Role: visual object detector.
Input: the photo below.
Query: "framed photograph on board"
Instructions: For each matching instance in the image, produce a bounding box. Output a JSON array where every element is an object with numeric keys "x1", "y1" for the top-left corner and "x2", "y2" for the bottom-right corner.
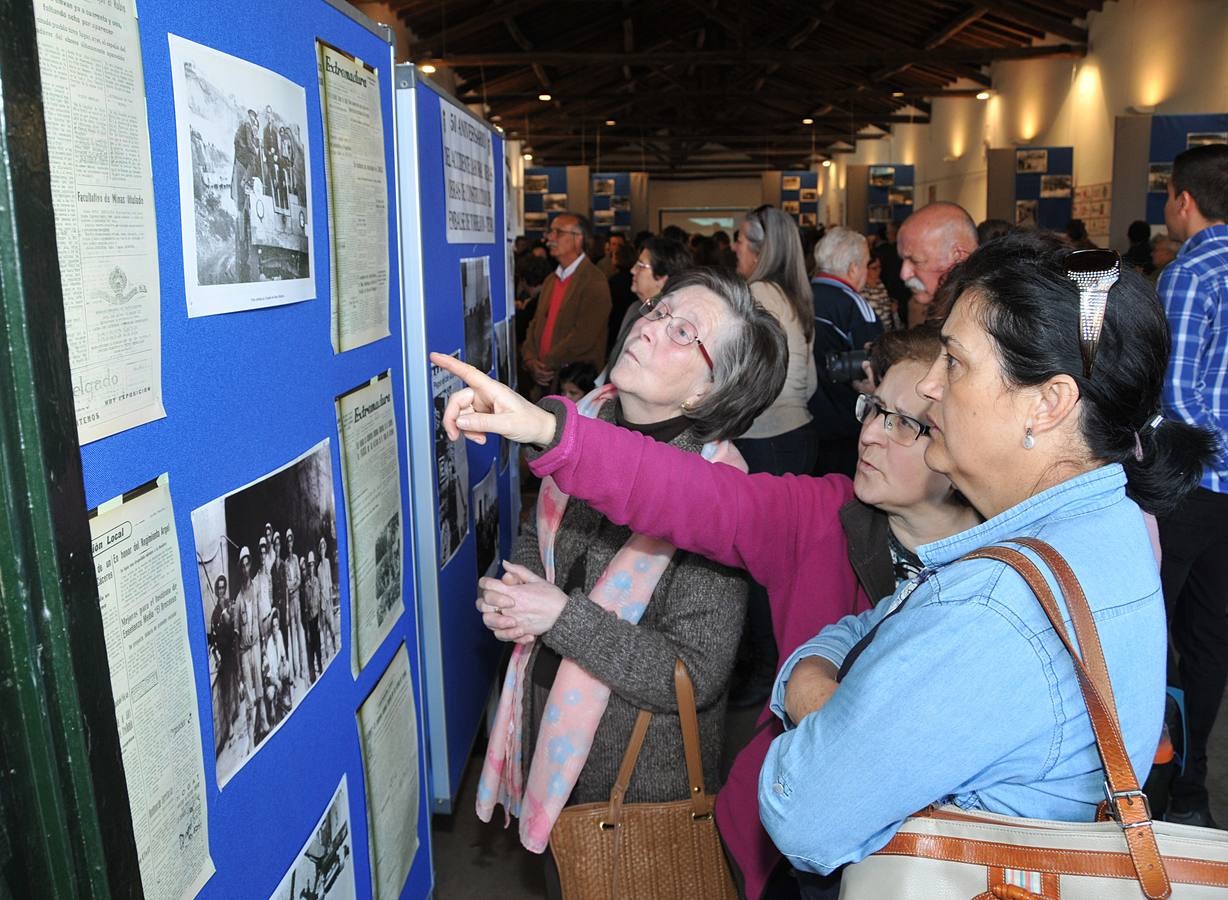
[
  {"x1": 868, "y1": 166, "x2": 895, "y2": 188},
  {"x1": 1040, "y1": 175, "x2": 1072, "y2": 198},
  {"x1": 781, "y1": 175, "x2": 801, "y2": 191},
  {"x1": 1016, "y1": 149, "x2": 1048, "y2": 173},
  {"x1": 1015, "y1": 199, "x2": 1038, "y2": 227},
  {"x1": 525, "y1": 173, "x2": 549, "y2": 193}
]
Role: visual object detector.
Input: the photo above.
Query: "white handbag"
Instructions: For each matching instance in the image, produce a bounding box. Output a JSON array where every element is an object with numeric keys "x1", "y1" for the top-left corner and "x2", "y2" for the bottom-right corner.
[{"x1": 840, "y1": 539, "x2": 1228, "y2": 899}]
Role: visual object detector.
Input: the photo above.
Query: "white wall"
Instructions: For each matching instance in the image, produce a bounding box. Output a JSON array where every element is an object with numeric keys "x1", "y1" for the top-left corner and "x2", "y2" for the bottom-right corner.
[{"x1": 831, "y1": 0, "x2": 1228, "y2": 236}]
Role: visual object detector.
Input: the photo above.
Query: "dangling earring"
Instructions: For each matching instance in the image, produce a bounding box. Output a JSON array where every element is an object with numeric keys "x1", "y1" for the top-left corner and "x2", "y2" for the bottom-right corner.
[{"x1": 1022, "y1": 426, "x2": 1035, "y2": 450}]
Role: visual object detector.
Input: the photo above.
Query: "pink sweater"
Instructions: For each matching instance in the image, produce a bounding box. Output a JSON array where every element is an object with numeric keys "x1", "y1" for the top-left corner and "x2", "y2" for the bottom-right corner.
[{"x1": 530, "y1": 399, "x2": 867, "y2": 898}]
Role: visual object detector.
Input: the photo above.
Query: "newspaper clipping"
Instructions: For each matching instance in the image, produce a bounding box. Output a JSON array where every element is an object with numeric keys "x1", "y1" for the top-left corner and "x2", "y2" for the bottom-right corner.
[
  {"x1": 432, "y1": 351, "x2": 470, "y2": 567},
  {"x1": 190, "y1": 440, "x2": 341, "y2": 787},
  {"x1": 269, "y1": 777, "x2": 357, "y2": 900},
  {"x1": 33, "y1": 0, "x2": 166, "y2": 444},
  {"x1": 441, "y1": 102, "x2": 495, "y2": 242},
  {"x1": 168, "y1": 34, "x2": 315, "y2": 317},
  {"x1": 358, "y1": 644, "x2": 420, "y2": 900},
  {"x1": 318, "y1": 41, "x2": 389, "y2": 353},
  {"x1": 88, "y1": 475, "x2": 213, "y2": 900},
  {"x1": 336, "y1": 372, "x2": 404, "y2": 676}
]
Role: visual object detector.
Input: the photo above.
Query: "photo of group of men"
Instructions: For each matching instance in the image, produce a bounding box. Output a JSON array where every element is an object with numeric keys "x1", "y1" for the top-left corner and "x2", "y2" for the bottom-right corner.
[{"x1": 193, "y1": 441, "x2": 341, "y2": 785}]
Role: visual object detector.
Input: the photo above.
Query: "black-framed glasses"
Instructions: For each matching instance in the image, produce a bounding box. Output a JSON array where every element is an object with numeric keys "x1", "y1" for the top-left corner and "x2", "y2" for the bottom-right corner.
[
  {"x1": 1064, "y1": 248, "x2": 1121, "y2": 378},
  {"x1": 855, "y1": 393, "x2": 931, "y2": 446},
  {"x1": 639, "y1": 295, "x2": 715, "y2": 377}
]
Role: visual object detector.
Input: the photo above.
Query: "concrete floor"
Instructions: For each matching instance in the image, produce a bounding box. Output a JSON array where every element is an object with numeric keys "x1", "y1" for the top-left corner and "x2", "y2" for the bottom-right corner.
[{"x1": 430, "y1": 689, "x2": 1228, "y2": 899}]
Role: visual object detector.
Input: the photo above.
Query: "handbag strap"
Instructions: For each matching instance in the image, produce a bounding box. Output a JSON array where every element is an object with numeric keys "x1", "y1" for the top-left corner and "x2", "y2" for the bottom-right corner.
[
  {"x1": 603, "y1": 660, "x2": 712, "y2": 828},
  {"x1": 966, "y1": 544, "x2": 1171, "y2": 900}
]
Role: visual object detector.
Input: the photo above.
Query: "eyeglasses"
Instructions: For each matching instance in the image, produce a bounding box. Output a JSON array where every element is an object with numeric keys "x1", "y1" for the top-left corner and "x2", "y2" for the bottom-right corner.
[
  {"x1": 545, "y1": 227, "x2": 582, "y2": 238},
  {"x1": 639, "y1": 295, "x2": 715, "y2": 377},
  {"x1": 1064, "y1": 248, "x2": 1121, "y2": 378},
  {"x1": 855, "y1": 394, "x2": 931, "y2": 446}
]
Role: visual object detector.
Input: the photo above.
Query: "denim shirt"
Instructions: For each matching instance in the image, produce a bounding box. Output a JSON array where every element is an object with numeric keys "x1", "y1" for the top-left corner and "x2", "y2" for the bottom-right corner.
[{"x1": 761, "y1": 464, "x2": 1166, "y2": 874}]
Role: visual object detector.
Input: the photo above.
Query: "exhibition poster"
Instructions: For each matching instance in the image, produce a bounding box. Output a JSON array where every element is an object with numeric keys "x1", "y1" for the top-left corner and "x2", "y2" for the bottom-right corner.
[
  {"x1": 168, "y1": 34, "x2": 315, "y2": 317},
  {"x1": 461, "y1": 256, "x2": 494, "y2": 373},
  {"x1": 317, "y1": 41, "x2": 390, "y2": 353},
  {"x1": 88, "y1": 476, "x2": 213, "y2": 900},
  {"x1": 440, "y1": 102, "x2": 495, "y2": 243},
  {"x1": 431, "y1": 351, "x2": 469, "y2": 567},
  {"x1": 473, "y1": 463, "x2": 499, "y2": 580},
  {"x1": 335, "y1": 372, "x2": 404, "y2": 676},
  {"x1": 190, "y1": 440, "x2": 341, "y2": 787},
  {"x1": 33, "y1": 0, "x2": 166, "y2": 444},
  {"x1": 358, "y1": 644, "x2": 420, "y2": 900},
  {"x1": 268, "y1": 777, "x2": 357, "y2": 900}
]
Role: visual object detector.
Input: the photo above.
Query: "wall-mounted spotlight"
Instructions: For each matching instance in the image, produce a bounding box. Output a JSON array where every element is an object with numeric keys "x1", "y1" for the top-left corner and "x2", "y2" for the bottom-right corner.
[
  {"x1": 802, "y1": 117, "x2": 814, "y2": 125},
  {"x1": 975, "y1": 91, "x2": 991, "y2": 101},
  {"x1": 605, "y1": 119, "x2": 616, "y2": 126},
  {"x1": 523, "y1": 152, "x2": 534, "y2": 161},
  {"x1": 418, "y1": 63, "x2": 437, "y2": 74},
  {"x1": 821, "y1": 159, "x2": 832, "y2": 168},
  {"x1": 538, "y1": 93, "x2": 552, "y2": 102}
]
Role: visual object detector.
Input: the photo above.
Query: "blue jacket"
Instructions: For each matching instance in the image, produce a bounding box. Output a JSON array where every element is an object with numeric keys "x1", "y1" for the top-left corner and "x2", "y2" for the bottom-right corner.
[{"x1": 760, "y1": 464, "x2": 1165, "y2": 873}]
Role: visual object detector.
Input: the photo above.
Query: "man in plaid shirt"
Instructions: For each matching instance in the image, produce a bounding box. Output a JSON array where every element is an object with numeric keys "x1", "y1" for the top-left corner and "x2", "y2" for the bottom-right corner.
[{"x1": 1157, "y1": 142, "x2": 1228, "y2": 828}]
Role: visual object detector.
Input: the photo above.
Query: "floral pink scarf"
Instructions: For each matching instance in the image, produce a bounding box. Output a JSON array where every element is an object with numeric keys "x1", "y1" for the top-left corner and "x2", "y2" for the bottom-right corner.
[{"x1": 475, "y1": 384, "x2": 746, "y2": 852}]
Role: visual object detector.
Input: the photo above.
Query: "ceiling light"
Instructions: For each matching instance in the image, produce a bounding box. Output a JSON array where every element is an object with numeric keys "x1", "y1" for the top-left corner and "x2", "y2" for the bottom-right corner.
[
  {"x1": 976, "y1": 90, "x2": 991, "y2": 100},
  {"x1": 538, "y1": 93, "x2": 552, "y2": 102},
  {"x1": 418, "y1": 63, "x2": 436, "y2": 75},
  {"x1": 821, "y1": 159, "x2": 832, "y2": 168},
  {"x1": 523, "y1": 152, "x2": 533, "y2": 161},
  {"x1": 802, "y1": 117, "x2": 814, "y2": 125},
  {"x1": 892, "y1": 91, "x2": 905, "y2": 98},
  {"x1": 605, "y1": 119, "x2": 616, "y2": 126}
]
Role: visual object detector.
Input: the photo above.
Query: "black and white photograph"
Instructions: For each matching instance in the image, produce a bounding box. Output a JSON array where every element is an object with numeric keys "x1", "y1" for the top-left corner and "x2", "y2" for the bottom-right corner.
[
  {"x1": 270, "y1": 776, "x2": 356, "y2": 900},
  {"x1": 781, "y1": 175, "x2": 801, "y2": 191},
  {"x1": 1148, "y1": 162, "x2": 1172, "y2": 193},
  {"x1": 593, "y1": 209, "x2": 615, "y2": 227},
  {"x1": 168, "y1": 34, "x2": 314, "y2": 318},
  {"x1": 190, "y1": 439, "x2": 341, "y2": 787},
  {"x1": 781, "y1": 200, "x2": 800, "y2": 215},
  {"x1": 525, "y1": 173, "x2": 550, "y2": 193},
  {"x1": 1015, "y1": 199, "x2": 1039, "y2": 227},
  {"x1": 524, "y1": 211, "x2": 548, "y2": 230},
  {"x1": 473, "y1": 464, "x2": 500, "y2": 580},
  {"x1": 609, "y1": 194, "x2": 631, "y2": 212},
  {"x1": 1016, "y1": 148, "x2": 1048, "y2": 174},
  {"x1": 432, "y1": 351, "x2": 470, "y2": 568},
  {"x1": 375, "y1": 510, "x2": 401, "y2": 628},
  {"x1": 543, "y1": 193, "x2": 569, "y2": 212},
  {"x1": 799, "y1": 212, "x2": 818, "y2": 228},
  {"x1": 868, "y1": 204, "x2": 892, "y2": 223},
  {"x1": 592, "y1": 177, "x2": 616, "y2": 196},
  {"x1": 799, "y1": 188, "x2": 818, "y2": 203},
  {"x1": 503, "y1": 313, "x2": 518, "y2": 391},
  {"x1": 869, "y1": 166, "x2": 895, "y2": 188},
  {"x1": 495, "y1": 319, "x2": 512, "y2": 387},
  {"x1": 1040, "y1": 174, "x2": 1073, "y2": 198},
  {"x1": 1187, "y1": 132, "x2": 1227, "y2": 149},
  {"x1": 888, "y1": 187, "x2": 914, "y2": 206},
  {"x1": 461, "y1": 257, "x2": 494, "y2": 373}
]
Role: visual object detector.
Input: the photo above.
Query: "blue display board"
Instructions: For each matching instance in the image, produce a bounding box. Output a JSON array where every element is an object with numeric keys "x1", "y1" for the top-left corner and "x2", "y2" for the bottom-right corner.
[
  {"x1": 591, "y1": 171, "x2": 632, "y2": 234},
  {"x1": 1014, "y1": 146, "x2": 1073, "y2": 230},
  {"x1": 866, "y1": 164, "x2": 915, "y2": 226},
  {"x1": 523, "y1": 165, "x2": 568, "y2": 239},
  {"x1": 780, "y1": 169, "x2": 819, "y2": 227},
  {"x1": 397, "y1": 70, "x2": 514, "y2": 813},
  {"x1": 1146, "y1": 114, "x2": 1228, "y2": 224},
  {"x1": 77, "y1": 2, "x2": 432, "y2": 897}
]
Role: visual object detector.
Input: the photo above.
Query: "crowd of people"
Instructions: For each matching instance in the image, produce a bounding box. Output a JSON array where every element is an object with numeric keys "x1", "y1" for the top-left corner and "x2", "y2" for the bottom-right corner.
[{"x1": 460, "y1": 141, "x2": 1228, "y2": 898}]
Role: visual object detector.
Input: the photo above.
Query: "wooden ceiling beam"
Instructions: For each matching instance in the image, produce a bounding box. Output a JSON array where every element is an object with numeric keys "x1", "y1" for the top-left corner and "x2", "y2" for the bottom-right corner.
[{"x1": 403, "y1": 0, "x2": 547, "y2": 55}]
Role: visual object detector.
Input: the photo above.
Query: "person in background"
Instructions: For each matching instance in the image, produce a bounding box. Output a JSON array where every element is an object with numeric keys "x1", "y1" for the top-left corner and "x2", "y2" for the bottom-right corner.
[
  {"x1": 597, "y1": 232, "x2": 627, "y2": 278},
  {"x1": 605, "y1": 236, "x2": 693, "y2": 367},
  {"x1": 589, "y1": 232, "x2": 609, "y2": 276},
  {"x1": 557, "y1": 361, "x2": 598, "y2": 403},
  {"x1": 1155, "y1": 142, "x2": 1228, "y2": 828},
  {"x1": 873, "y1": 220, "x2": 910, "y2": 325},
  {"x1": 897, "y1": 201, "x2": 977, "y2": 326},
  {"x1": 976, "y1": 217, "x2": 1012, "y2": 245},
  {"x1": 690, "y1": 233, "x2": 721, "y2": 268},
  {"x1": 1125, "y1": 219, "x2": 1155, "y2": 274},
  {"x1": 730, "y1": 204, "x2": 819, "y2": 708},
  {"x1": 1065, "y1": 217, "x2": 1097, "y2": 250},
  {"x1": 1150, "y1": 233, "x2": 1182, "y2": 285},
  {"x1": 799, "y1": 226, "x2": 824, "y2": 278},
  {"x1": 713, "y1": 229, "x2": 737, "y2": 271},
  {"x1": 809, "y1": 227, "x2": 883, "y2": 479},
  {"x1": 862, "y1": 245, "x2": 898, "y2": 331},
  {"x1": 605, "y1": 240, "x2": 638, "y2": 348},
  {"x1": 662, "y1": 224, "x2": 689, "y2": 244},
  {"x1": 521, "y1": 213, "x2": 612, "y2": 394}
]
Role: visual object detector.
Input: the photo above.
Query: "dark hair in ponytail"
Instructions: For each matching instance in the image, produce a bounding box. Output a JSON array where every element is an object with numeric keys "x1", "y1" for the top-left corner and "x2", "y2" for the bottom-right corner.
[{"x1": 941, "y1": 231, "x2": 1217, "y2": 516}]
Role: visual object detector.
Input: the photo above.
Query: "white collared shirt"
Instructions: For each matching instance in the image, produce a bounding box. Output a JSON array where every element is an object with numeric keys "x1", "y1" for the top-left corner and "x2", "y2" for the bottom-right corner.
[{"x1": 555, "y1": 253, "x2": 586, "y2": 281}]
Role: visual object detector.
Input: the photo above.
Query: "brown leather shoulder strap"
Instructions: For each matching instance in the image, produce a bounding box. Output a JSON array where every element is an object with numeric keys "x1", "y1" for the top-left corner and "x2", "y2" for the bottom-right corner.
[
  {"x1": 964, "y1": 544, "x2": 1171, "y2": 900},
  {"x1": 606, "y1": 709, "x2": 652, "y2": 827},
  {"x1": 675, "y1": 660, "x2": 713, "y2": 818}
]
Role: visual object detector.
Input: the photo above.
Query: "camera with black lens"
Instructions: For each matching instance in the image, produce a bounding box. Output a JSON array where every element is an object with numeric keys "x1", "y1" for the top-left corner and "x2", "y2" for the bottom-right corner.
[{"x1": 823, "y1": 348, "x2": 870, "y2": 384}]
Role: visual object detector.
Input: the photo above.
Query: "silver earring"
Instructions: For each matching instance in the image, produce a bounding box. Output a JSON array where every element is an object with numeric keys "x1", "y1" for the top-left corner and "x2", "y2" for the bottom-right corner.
[{"x1": 1023, "y1": 427, "x2": 1035, "y2": 450}]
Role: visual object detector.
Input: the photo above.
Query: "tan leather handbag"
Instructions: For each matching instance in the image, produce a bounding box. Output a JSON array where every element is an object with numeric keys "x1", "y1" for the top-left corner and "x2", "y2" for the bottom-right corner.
[
  {"x1": 840, "y1": 539, "x2": 1228, "y2": 899},
  {"x1": 548, "y1": 660, "x2": 738, "y2": 900}
]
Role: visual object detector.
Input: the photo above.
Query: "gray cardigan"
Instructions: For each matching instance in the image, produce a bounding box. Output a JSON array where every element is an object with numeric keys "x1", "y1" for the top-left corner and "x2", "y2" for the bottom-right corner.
[{"x1": 515, "y1": 403, "x2": 748, "y2": 806}]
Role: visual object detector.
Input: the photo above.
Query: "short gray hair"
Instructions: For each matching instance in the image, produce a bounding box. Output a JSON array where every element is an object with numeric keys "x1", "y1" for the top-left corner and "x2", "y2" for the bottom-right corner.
[
  {"x1": 660, "y1": 268, "x2": 788, "y2": 441},
  {"x1": 814, "y1": 226, "x2": 868, "y2": 277}
]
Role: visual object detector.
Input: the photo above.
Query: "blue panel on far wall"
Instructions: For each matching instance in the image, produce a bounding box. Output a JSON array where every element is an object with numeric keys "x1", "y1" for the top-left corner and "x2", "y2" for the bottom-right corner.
[
  {"x1": 781, "y1": 169, "x2": 819, "y2": 226},
  {"x1": 1146, "y1": 114, "x2": 1228, "y2": 224},
  {"x1": 591, "y1": 171, "x2": 633, "y2": 233},
  {"x1": 1013, "y1": 147, "x2": 1073, "y2": 231},
  {"x1": 524, "y1": 166, "x2": 569, "y2": 238}
]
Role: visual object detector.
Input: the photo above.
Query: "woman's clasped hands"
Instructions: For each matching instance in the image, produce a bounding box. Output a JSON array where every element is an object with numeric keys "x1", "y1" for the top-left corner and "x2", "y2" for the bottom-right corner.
[{"x1": 476, "y1": 560, "x2": 568, "y2": 645}]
